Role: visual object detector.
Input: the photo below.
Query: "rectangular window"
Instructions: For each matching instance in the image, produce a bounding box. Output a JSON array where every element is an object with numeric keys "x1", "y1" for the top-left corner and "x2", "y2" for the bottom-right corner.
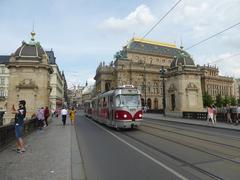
[
  {"x1": 0, "y1": 89, "x2": 4, "y2": 97},
  {"x1": 0, "y1": 77, "x2": 4, "y2": 85}
]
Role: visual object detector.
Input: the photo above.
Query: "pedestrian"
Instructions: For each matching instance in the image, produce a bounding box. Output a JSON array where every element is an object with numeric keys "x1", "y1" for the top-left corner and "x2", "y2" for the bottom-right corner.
[
  {"x1": 69, "y1": 107, "x2": 76, "y2": 125},
  {"x1": 12, "y1": 100, "x2": 26, "y2": 153},
  {"x1": 207, "y1": 105, "x2": 214, "y2": 124},
  {"x1": 36, "y1": 107, "x2": 44, "y2": 130},
  {"x1": 212, "y1": 105, "x2": 217, "y2": 124},
  {"x1": 61, "y1": 106, "x2": 68, "y2": 126},
  {"x1": 236, "y1": 104, "x2": 240, "y2": 125},
  {"x1": 44, "y1": 106, "x2": 50, "y2": 127},
  {"x1": 226, "y1": 104, "x2": 232, "y2": 124}
]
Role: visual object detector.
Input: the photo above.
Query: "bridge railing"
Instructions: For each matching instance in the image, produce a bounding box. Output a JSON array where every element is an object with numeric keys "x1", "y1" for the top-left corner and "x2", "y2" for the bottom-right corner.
[
  {"x1": 183, "y1": 111, "x2": 238, "y2": 123},
  {"x1": 0, "y1": 118, "x2": 37, "y2": 150}
]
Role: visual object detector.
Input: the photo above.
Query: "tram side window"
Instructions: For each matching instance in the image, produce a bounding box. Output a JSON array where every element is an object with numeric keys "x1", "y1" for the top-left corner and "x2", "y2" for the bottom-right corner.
[
  {"x1": 116, "y1": 95, "x2": 121, "y2": 107},
  {"x1": 103, "y1": 97, "x2": 107, "y2": 107}
]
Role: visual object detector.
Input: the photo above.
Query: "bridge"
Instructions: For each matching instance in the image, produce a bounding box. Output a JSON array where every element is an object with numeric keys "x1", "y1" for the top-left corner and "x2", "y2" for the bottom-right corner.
[{"x1": 1, "y1": 112, "x2": 240, "y2": 180}]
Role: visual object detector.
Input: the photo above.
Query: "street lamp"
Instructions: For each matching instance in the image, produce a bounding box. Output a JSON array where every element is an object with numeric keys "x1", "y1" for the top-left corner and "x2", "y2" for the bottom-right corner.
[
  {"x1": 144, "y1": 64, "x2": 147, "y2": 108},
  {"x1": 160, "y1": 66, "x2": 166, "y2": 116}
]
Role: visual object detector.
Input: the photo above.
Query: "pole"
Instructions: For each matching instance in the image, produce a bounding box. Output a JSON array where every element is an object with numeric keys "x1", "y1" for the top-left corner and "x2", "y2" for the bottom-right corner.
[
  {"x1": 161, "y1": 66, "x2": 166, "y2": 116},
  {"x1": 144, "y1": 64, "x2": 147, "y2": 107}
]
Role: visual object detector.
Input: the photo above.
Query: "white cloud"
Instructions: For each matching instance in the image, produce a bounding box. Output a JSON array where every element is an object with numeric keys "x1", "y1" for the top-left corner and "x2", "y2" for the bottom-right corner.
[{"x1": 100, "y1": 4, "x2": 156, "y2": 31}]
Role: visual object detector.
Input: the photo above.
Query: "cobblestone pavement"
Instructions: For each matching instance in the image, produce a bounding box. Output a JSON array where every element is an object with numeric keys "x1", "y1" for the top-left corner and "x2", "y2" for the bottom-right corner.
[{"x1": 0, "y1": 118, "x2": 72, "y2": 180}]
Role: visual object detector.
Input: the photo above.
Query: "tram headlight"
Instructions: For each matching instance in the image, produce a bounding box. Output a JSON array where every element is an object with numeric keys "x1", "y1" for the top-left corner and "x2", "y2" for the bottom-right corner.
[
  {"x1": 139, "y1": 113, "x2": 142, "y2": 118},
  {"x1": 124, "y1": 114, "x2": 127, "y2": 118}
]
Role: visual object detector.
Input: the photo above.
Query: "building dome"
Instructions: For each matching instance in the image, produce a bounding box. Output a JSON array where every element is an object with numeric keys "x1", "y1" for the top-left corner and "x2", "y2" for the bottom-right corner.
[
  {"x1": 82, "y1": 85, "x2": 94, "y2": 95},
  {"x1": 14, "y1": 31, "x2": 46, "y2": 59},
  {"x1": 170, "y1": 47, "x2": 195, "y2": 68}
]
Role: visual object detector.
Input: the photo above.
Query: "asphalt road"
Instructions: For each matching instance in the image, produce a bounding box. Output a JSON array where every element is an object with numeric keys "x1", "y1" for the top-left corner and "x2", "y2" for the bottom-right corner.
[{"x1": 75, "y1": 112, "x2": 240, "y2": 180}]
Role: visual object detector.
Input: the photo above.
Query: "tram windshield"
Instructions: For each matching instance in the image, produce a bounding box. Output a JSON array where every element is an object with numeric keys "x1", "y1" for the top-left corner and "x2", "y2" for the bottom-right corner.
[{"x1": 116, "y1": 94, "x2": 141, "y2": 107}]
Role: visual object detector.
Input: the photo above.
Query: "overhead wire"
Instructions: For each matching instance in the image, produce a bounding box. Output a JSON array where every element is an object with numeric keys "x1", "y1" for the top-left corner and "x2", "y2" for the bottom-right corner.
[
  {"x1": 186, "y1": 21, "x2": 240, "y2": 50},
  {"x1": 211, "y1": 52, "x2": 240, "y2": 64},
  {"x1": 141, "y1": 0, "x2": 183, "y2": 39}
]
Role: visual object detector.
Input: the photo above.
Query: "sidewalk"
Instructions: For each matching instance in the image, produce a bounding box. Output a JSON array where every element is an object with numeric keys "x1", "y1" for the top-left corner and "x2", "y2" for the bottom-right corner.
[
  {"x1": 0, "y1": 117, "x2": 85, "y2": 180},
  {"x1": 143, "y1": 113, "x2": 240, "y2": 131}
]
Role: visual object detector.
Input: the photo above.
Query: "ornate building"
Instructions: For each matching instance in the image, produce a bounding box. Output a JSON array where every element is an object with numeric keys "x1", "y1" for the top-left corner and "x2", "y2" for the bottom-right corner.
[
  {"x1": 47, "y1": 50, "x2": 65, "y2": 111},
  {"x1": 95, "y1": 38, "x2": 182, "y2": 109},
  {"x1": 200, "y1": 64, "x2": 234, "y2": 99},
  {"x1": 165, "y1": 47, "x2": 203, "y2": 116},
  {"x1": 4, "y1": 32, "x2": 53, "y2": 123},
  {"x1": 67, "y1": 85, "x2": 84, "y2": 108},
  {"x1": 0, "y1": 56, "x2": 9, "y2": 114},
  {"x1": 95, "y1": 37, "x2": 235, "y2": 112}
]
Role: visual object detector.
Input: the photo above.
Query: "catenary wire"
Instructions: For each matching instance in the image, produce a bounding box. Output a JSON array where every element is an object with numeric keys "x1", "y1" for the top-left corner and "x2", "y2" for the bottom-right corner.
[
  {"x1": 186, "y1": 21, "x2": 240, "y2": 50},
  {"x1": 211, "y1": 52, "x2": 240, "y2": 64},
  {"x1": 141, "y1": 0, "x2": 183, "y2": 39}
]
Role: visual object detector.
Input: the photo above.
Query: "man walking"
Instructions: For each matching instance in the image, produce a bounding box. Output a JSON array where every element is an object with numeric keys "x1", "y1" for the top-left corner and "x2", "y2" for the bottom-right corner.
[
  {"x1": 12, "y1": 100, "x2": 26, "y2": 153},
  {"x1": 61, "y1": 106, "x2": 68, "y2": 126}
]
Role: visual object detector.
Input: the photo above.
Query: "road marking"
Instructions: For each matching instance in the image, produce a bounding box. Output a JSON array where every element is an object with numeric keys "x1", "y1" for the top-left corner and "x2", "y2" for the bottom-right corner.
[{"x1": 90, "y1": 120, "x2": 188, "y2": 180}]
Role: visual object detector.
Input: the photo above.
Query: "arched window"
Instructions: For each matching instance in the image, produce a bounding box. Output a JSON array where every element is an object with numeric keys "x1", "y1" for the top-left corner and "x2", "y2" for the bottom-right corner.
[{"x1": 147, "y1": 98, "x2": 152, "y2": 109}]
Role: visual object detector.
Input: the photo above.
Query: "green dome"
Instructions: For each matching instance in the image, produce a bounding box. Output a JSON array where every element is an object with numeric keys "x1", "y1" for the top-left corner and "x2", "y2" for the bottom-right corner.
[{"x1": 170, "y1": 47, "x2": 195, "y2": 68}]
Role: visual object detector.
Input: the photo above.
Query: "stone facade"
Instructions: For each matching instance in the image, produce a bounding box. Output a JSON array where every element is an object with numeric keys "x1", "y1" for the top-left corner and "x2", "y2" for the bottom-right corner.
[
  {"x1": 94, "y1": 38, "x2": 235, "y2": 113},
  {"x1": 47, "y1": 51, "x2": 64, "y2": 111},
  {"x1": 95, "y1": 38, "x2": 181, "y2": 110},
  {"x1": 200, "y1": 65, "x2": 234, "y2": 99},
  {"x1": 4, "y1": 32, "x2": 53, "y2": 123}
]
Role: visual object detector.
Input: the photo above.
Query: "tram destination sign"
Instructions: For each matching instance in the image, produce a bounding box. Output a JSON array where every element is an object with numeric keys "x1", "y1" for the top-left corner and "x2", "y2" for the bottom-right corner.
[{"x1": 121, "y1": 89, "x2": 139, "y2": 94}]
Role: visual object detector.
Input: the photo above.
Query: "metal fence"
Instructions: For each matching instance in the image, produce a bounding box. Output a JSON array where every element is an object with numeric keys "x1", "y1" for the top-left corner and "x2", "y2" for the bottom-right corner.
[
  {"x1": 183, "y1": 111, "x2": 239, "y2": 123},
  {"x1": 0, "y1": 118, "x2": 37, "y2": 150},
  {"x1": 182, "y1": 112, "x2": 208, "y2": 120}
]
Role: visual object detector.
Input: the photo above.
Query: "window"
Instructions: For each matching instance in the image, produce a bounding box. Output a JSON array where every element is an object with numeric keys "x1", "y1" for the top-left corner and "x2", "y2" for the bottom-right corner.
[
  {"x1": 0, "y1": 77, "x2": 4, "y2": 85},
  {"x1": 0, "y1": 89, "x2": 4, "y2": 97}
]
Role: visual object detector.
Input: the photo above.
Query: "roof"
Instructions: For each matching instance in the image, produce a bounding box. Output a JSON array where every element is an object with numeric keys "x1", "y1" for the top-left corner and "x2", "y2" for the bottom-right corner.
[
  {"x1": 170, "y1": 48, "x2": 195, "y2": 68},
  {"x1": 127, "y1": 37, "x2": 181, "y2": 57},
  {"x1": 46, "y1": 51, "x2": 56, "y2": 64},
  {"x1": 14, "y1": 41, "x2": 46, "y2": 59},
  {"x1": 0, "y1": 56, "x2": 10, "y2": 64}
]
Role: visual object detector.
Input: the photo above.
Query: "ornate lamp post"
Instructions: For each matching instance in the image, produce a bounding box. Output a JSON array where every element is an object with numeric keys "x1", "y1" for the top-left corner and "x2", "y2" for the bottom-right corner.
[
  {"x1": 160, "y1": 66, "x2": 166, "y2": 116},
  {"x1": 144, "y1": 64, "x2": 147, "y2": 108}
]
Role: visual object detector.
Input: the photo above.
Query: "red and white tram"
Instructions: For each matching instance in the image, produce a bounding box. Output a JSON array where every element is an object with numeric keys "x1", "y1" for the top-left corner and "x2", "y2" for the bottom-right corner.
[
  {"x1": 83, "y1": 100, "x2": 92, "y2": 118},
  {"x1": 90, "y1": 85, "x2": 143, "y2": 129}
]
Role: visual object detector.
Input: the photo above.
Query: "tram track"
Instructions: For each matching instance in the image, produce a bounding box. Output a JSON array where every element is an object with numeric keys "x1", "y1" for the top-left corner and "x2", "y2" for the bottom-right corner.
[
  {"x1": 138, "y1": 128, "x2": 240, "y2": 164},
  {"x1": 141, "y1": 123, "x2": 240, "y2": 151},
  {"x1": 122, "y1": 131, "x2": 225, "y2": 180},
  {"x1": 143, "y1": 119, "x2": 240, "y2": 141}
]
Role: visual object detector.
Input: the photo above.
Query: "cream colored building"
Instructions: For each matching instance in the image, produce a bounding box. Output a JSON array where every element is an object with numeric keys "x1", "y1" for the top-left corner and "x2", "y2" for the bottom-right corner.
[
  {"x1": 47, "y1": 50, "x2": 64, "y2": 111},
  {"x1": 0, "y1": 60, "x2": 9, "y2": 113},
  {"x1": 67, "y1": 85, "x2": 84, "y2": 108},
  {"x1": 95, "y1": 38, "x2": 181, "y2": 110},
  {"x1": 4, "y1": 32, "x2": 53, "y2": 124},
  {"x1": 200, "y1": 65, "x2": 234, "y2": 99},
  {"x1": 94, "y1": 37, "x2": 235, "y2": 113}
]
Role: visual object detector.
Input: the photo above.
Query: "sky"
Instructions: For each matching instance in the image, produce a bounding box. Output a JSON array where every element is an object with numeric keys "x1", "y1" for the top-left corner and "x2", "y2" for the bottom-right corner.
[{"x1": 0, "y1": 0, "x2": 240, "y2": 88}]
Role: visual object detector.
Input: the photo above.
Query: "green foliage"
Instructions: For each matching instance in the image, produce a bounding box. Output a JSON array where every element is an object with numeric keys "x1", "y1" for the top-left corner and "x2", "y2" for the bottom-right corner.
[
  {"x1": 202, "y1": 92, "x2": 214, "y2": 107},
  {"x1": 215, "y1": 94, "x2": 224, "y2": 107},
  {"x1": 223, "y1": 96, "x2": 231, "y2": 106},
  {"x1": 230, "y1": 96, "x2": 237, "y2": 106}
]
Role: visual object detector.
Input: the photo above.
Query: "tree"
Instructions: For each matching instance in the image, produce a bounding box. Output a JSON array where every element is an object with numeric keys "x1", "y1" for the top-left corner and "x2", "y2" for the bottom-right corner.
[
  {"x1": 223, "y1": 96, "x2": 231, "y2": 106},
  {"x1": 202, "y1": 92, "x2": 214, "y2": 107},
  {"x1": 230, "y1": 96, "x2": 237, "y2": 106},
  {"x1": 215, "y1": 94, "x2": 224, "y2": 107}
]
